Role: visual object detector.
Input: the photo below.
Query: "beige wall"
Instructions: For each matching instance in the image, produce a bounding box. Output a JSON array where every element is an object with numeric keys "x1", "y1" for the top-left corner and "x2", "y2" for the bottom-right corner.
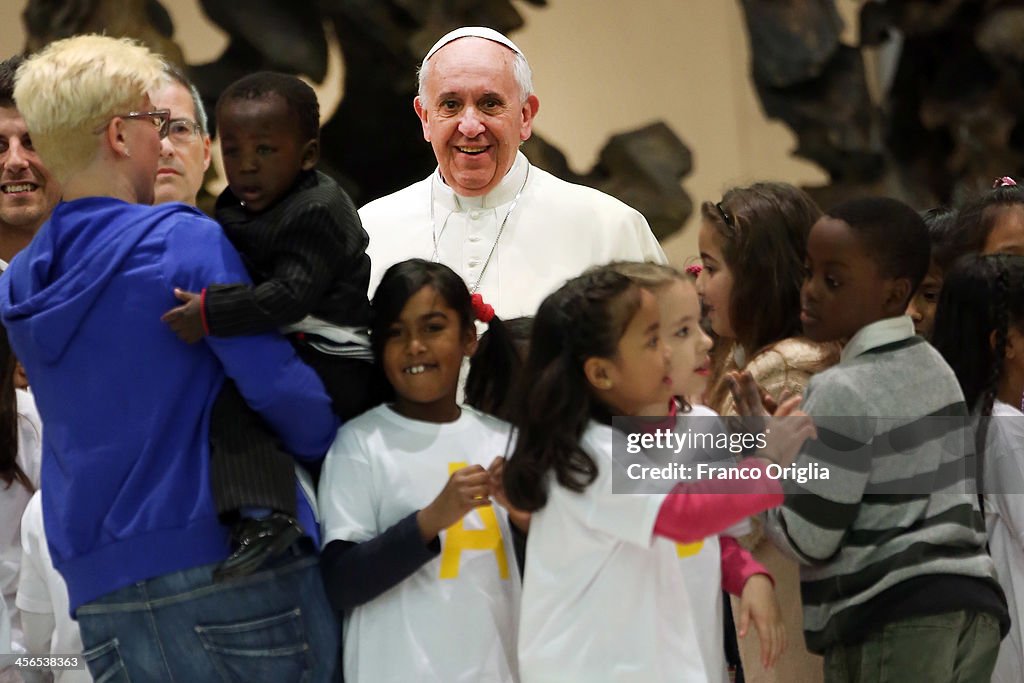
[{"x1": 0, "y1": 0, "x2": 830, "y2": 265}]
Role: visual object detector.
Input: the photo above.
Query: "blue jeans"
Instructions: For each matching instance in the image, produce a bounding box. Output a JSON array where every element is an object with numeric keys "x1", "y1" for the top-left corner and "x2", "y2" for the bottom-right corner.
[{"x1": 76, "y1": 545, "x2": 340, "y2": 682}]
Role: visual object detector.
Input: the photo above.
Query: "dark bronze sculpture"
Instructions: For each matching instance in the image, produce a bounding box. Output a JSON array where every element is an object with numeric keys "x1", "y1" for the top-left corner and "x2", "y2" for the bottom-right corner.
[{"x1": 739, "y1": 0, "x2": 1024, "y2": 208}]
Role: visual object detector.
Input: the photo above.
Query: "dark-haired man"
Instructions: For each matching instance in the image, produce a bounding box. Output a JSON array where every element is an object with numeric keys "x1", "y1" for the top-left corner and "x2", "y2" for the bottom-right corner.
[{"x1": 0, "y1": 55, "x2": 60, "y2": 266}]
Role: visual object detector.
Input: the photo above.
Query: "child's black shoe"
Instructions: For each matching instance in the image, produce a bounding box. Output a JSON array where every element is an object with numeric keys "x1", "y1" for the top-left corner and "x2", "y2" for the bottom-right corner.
[{"x1": 213, "y1": 513, "x2": 304, "y2": 582}]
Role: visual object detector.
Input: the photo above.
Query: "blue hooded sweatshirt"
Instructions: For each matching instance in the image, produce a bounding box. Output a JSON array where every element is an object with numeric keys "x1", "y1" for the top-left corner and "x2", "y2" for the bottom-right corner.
[{"x1": 0, "y1": 198, "x2": 339, "y2": 612}]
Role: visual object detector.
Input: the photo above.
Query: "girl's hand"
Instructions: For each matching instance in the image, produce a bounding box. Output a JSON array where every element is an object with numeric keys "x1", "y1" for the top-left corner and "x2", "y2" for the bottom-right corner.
[
  {"x1": 737, "y1": 574, "x2": 786, "y2": 669},
  {"x1": 726, "y1": 371, "x2": 771, "y2": 444},
  {"x1": 416, "y1": 465, "x2": 491, "y2": 542},
  {"x1": 487, "y1": 456, "x2": 531, "y2": 532},
  {"x1": 760, "y1": 397, "x2": 817, "y2": 468},
  {"x1": 727, "y1": 370, "x2": 773, "y2": 417}
]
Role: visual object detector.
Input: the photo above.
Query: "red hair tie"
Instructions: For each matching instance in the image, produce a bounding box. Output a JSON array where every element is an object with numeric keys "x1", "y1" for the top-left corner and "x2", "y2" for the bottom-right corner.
[
  {"x1": 685, "y1": 264, "x2": 703, "y2": 277},
  {"x1": 471, "y1": 293, "x2": 495, "y2": 323},
  {"x1": 994, "y1": 176, "x2": 1018, "y2": 188}
]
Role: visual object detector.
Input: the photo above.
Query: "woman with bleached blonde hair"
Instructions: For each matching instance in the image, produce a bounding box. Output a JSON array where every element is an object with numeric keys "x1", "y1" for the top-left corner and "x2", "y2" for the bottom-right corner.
[{"x1": 3, "y1": 35, "x2": 341, "y2": 682}]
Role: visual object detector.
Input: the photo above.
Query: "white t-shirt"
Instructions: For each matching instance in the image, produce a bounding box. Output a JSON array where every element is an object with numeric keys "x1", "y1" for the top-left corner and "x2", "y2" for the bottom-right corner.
[
  {"x1": 17, "y1": 491, "x2": 91, "y2": 683},
  {"x1": 360, "y1": 152, "x2": 667, "y2": 319},
  {"x1": 984, "y1": 400, "x2": 1024, "y2": 683},
  {"x1": 518, "y1": 420, "x2": 707, "y2": 683},
  {"x1": 664, "y1": 406, "x2": 728, "y2": 683},
  {"x1": 319, "y1": 405, "x2": 520, "y2": 683},
  {"x1": 1, "y1": 389, "x2": 42, "y2": 658}
]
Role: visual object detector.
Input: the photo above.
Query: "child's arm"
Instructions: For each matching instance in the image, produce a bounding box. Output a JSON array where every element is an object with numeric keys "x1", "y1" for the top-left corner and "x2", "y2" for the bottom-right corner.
[
  {"x1": 204, "y1": 205, "x2": 359, "y2": 336},
  {"x1": 653, "y1": 458, "x2": 784, "y2": 544},
  {"x1": 721, "y1": 537, "x2": 786, "y2": 669},
  {"x1": 319, "y1": 459, "x2": 492, "y2": 612},
  {"x1": 653, "y1": 395, "x2": 816, "y2": 543},
  {"x1": 719, "y1": 535, "x2": 771, "y2": 595},
  {"x1": 763, "y1": 383, "x2": 873, "y2": 564},
  {"x1": 17, "y1": 496, "x2": 56, "y2": 667},
  {"x1": 321, "y1": 515, "x2": 440, "y2": 612},
  {"x1": 164, "y1": 215, "x2": 338, "y2": 459},
  {"x1": 163, "y1": 204, "x2": 360, "y2": 341},
  {"x1": 319, "y1": 428, "x2": 443, "y2": 612}
]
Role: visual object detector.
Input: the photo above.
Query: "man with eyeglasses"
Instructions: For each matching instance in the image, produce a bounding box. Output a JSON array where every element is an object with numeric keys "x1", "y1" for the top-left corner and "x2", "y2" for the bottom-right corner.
[
  {"x1": 0, "y1": 35, "x2": 341, "y2": 681},
  {"x1": 152, "y1": 66, "x2": 210, "y2": 207}
]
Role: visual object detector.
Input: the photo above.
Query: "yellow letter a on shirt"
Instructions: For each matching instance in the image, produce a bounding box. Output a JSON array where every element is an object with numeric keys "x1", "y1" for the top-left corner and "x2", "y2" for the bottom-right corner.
[
  {"x1": 439, "y1": 462, "x2": 510, "y2": 580},
  {"x1": 676, "y1": 541, "x2": 704, "y2": 558}
]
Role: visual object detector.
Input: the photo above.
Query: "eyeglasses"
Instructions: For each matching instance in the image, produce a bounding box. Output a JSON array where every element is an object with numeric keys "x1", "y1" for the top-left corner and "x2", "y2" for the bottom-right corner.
[
  {"x1": 94, "y1": 109, "x2": 171, "y2": 138},
  {"x1": 167, "y1": 118, "x2": 203, "y2": 144}
]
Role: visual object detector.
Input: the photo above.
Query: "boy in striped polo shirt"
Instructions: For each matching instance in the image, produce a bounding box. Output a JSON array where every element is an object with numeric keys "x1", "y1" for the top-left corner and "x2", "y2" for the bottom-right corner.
[{"x1": 765, "y1": 197, "x2": 1008, "y2": 682}]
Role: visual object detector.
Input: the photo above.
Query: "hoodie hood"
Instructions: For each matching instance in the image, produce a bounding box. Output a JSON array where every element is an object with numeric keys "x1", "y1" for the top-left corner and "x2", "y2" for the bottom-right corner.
[{"x1": 0, "y1": 198, "x2": 203, "y2": 363}]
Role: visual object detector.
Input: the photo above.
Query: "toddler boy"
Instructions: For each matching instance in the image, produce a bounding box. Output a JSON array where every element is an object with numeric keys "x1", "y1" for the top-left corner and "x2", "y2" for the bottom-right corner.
[{"x1": 162, "y1": 72, "x2": 377, "y2": 580}]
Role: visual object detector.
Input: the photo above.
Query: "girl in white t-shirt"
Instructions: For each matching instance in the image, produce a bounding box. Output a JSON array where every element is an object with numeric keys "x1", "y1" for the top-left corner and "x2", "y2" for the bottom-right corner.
[
  {"x1": 609, "y1": 261, "x2": 786, "y2": 681},
  {"x1": 318, "y1": 259, "x2": 526, "y2": 683},
  {"x1": 932, "y1": 253, "x2": 1024, "y2": 683},
  {"x1": 0, "y1": 328, "x2": 42, "y2": 683},
  {"x1": 504, "y1": 266, "x2": 814, "y2": 683}
]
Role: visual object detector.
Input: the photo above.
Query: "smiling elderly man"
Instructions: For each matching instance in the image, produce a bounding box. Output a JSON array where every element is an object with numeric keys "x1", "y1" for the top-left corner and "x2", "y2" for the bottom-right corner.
[
  {"x1": 0, "y1": 55, "x2": 61, "y2": 266},
  {"x1": 360, "y1": 27, "x2": 666, "y2": 318}
]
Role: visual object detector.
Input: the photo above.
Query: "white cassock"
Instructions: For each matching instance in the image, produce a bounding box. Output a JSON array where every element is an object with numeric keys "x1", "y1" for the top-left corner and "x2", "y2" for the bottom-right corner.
[{"x1": 360, "y1": 151, "x2": 667, "y2": 319}]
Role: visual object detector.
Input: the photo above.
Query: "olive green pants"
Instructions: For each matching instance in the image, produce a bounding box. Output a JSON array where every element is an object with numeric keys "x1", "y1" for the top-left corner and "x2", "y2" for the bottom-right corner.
[{"x1": 823, "y1": 610, "x2": 1001, "y2": 683}]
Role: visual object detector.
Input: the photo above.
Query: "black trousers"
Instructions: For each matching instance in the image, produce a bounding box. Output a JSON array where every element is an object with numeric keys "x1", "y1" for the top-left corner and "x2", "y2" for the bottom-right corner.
[{"x1": 209, "y1": 342, "x2": 386, "y2": 519}]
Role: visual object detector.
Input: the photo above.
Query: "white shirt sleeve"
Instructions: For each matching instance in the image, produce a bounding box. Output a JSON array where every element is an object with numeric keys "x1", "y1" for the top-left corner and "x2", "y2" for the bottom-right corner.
[
  {"x1": 318, "y1": 427, "x2": 379, "y2": 546},
  {"x1": 988, "y1": 415, "x2": 1024, "y2": 550},
  {"x1": 579, "y1": 426, "x2": 663, "y2": 548},
  {"x1": 631, "y1": 212, "x2": 668, "y2": 265},
  {"x1": 16, "y1": 494, "x2": 50, "y2": 616},
  {"x1": 16, "y1": 390, "x2": 42, "y2": 490}
]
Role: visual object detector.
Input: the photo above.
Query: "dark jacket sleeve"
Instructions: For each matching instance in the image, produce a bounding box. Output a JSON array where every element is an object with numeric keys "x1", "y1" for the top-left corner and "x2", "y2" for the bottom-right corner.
[
  {"x1": 320, "y1": 512, "x2": 441, "y2": 612},
  {"x1": 204, "y1": 204, "x2": 348, "y2": 336}
]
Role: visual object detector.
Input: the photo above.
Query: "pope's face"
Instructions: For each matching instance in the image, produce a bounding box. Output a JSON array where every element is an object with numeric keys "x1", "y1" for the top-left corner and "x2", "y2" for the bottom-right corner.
[{"x1": 414, "y1": 37, "x2": 539, "y2": 197}]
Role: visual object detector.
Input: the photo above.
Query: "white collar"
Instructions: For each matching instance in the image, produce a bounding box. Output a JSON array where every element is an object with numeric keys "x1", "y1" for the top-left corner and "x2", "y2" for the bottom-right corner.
[
  {"x1": 840, "y1": 315, "x2": 915, "y2": 363},
  {"x1": 431, "y1": 151, "x2": 530, "y2": 211}
]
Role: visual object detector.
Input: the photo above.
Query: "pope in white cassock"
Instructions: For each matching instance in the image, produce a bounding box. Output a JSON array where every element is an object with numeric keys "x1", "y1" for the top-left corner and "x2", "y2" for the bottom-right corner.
[{"x1": 360, "y1": 26, "x2": 667, "y2": 319}]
